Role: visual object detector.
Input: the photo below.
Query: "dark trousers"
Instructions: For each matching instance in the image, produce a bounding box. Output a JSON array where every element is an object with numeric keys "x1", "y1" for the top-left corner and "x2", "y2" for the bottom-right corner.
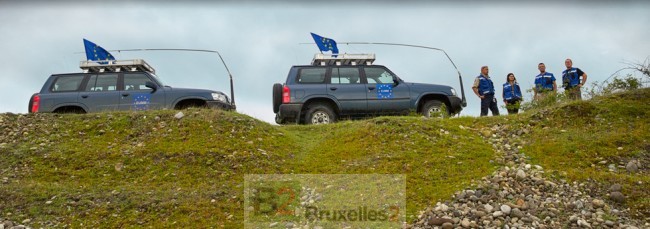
[
  {"x1": 506, "y1": 98, "x2": 521, "y2": 114},
  {"x1": 565, "y1": 86, "x2": 582, "y2": 100},
  {"x1": 480, "y1": 93, "x2": 499, "y2": 116}
]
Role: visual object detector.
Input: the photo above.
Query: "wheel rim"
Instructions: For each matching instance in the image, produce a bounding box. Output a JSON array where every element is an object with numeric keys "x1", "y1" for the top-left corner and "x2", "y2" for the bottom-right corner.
[
  {"x1": 427, "y1": 107, "x2": 441, "y2": 117},
  {"x1": 311, "y1": 111, "x2": 330, "y2": 124}
]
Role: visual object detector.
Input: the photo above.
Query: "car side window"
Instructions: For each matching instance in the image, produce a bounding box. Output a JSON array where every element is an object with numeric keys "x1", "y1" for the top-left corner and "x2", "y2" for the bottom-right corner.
[
  {"x1": 331, "y1": 67, "x2": 360, "y2": 84},
  {"x1": 51, "y1": 75, "x2": 85, "y2": 92},
  {"x1": 124, "y1": 73, "x2": 154, "y2": 91},
  {"x1": 297, "y1": 68, "x2": 327, "y2": 84},
  {"x1": 364, "y1": 67, "x2": 394, "y2": 84},
  {"x1": 85, "y1": 74, "x2": 118, "y2": 92}
]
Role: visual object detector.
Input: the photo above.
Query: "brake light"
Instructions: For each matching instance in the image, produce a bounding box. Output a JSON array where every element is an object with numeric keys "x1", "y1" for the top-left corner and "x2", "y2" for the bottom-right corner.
[
  {"x1": 31, "y1": 94, "x2": 40, "y2": 113},
  {"x1": 282, "y1": 85, "x2": 290, "y2": 103}
]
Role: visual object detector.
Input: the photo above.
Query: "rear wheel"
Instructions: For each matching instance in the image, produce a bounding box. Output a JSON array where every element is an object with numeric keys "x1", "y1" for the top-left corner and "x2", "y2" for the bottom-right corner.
[
  {"x1": 272, "y1": 83, "x2": 283, "y2": 113},
  {"x1": 305, "y1": 103, "x2": 337, "y2": 125},
  {"x1": 28, "y1": 95, "x2": 35, "y2": 113},
  {"x1": 421, "y1": 100, "x2": 450, "y2": 118},
  {"x1": 53, "y1": 106, "x2": 86, "y2": 114}
]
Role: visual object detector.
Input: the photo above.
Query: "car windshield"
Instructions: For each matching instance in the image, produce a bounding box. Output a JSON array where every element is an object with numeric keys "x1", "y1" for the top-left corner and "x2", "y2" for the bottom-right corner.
[{"x1": 148, "y1": 73, "x2": 167, "y2": 87}]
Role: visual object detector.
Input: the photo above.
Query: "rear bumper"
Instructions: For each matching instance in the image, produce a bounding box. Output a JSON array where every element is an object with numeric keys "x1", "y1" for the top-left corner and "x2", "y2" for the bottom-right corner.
[
  {"x1": 207, "y1": 101, "x2": 235, "y2": 111},
  {"x1": 449, "y1": 96, "x2": 463, "y2": 114},
  {"x1": 276, "y1": 103, "x2": 303, "y2": 124}
]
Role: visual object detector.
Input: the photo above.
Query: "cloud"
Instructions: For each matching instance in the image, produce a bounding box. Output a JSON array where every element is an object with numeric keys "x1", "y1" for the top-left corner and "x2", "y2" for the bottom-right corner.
[{"x1": 1, "y1": 2, "x2": 648, "y2": 122}]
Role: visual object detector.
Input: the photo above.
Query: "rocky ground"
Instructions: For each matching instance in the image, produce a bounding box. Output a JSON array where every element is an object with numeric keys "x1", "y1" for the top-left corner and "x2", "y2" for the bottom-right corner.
[
  {"x1": 0, "y1": 217, "x2": 31, "y2": 229},
  {"x1": 408, "y1": 124, "x2": 648, "y2": 229}
]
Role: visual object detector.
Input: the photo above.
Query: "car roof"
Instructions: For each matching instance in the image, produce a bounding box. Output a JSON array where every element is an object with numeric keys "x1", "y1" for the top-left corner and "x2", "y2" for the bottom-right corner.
[
  {"x1": 51, "y1": 71, "x2": 151, "y2": 76},
  {"x1": 292, "y1": 65, "x2": 387, "y2": 68}
]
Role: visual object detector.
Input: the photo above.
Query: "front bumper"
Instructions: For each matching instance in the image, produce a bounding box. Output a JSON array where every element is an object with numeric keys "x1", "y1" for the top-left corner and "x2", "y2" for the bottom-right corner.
[
  {"x1": 276, "y1": 103, "x2": 303, "y2": 124},
  {"x1": 449, "y1": 96, "x2": 463, "y2": 114},
  {"x1": 207, "y1": 100, "x2": 235, "y2": 111}
]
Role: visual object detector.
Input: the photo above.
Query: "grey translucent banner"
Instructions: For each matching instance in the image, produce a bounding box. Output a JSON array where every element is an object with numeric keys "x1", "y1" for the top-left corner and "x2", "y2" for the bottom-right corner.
[{"x1": 244, "y1": 174, "x2": 406, "y2": 228}]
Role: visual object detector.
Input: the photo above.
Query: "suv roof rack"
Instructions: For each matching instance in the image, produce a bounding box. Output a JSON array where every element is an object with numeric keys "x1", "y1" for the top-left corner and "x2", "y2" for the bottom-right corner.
[
  {"x1": 80, "y1": 59, "x2": 156, "y2": 74},
  {"x1": 311, "y1": 53, "x2": 376, "y2": 66}
]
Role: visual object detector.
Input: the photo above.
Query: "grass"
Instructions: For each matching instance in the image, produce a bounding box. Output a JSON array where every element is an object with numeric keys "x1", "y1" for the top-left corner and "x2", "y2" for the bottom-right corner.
[
  {"x1": 1, "y1": 88, "x2": 649, "y2": 227},
  {"x1": 519, "y1": 89, "x2": 650, "y2": 218}
]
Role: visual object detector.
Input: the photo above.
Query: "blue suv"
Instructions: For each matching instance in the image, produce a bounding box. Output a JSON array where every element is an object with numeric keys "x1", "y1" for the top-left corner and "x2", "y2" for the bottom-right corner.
[
  {"x1": 272, "y1": 54, "x2": 466, "y2": 124},
  {"x1": 29, "y1": 59, "x2": 234, "y2": 113}
]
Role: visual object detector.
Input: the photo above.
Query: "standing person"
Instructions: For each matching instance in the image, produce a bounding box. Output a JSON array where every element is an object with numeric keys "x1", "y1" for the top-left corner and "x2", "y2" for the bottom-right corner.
[
  {"x1": 472, "y1": 66, "x2": 499, "y2": 116},
  {"x1": 533, "y1": 63, "x2": 557, "y2": 100},
  {"x1": 503, "y1": 73, "x2": 523, "y2": 114},
  {"x1": 562, "y1": 58, "x2": 588, "y2": 100}
]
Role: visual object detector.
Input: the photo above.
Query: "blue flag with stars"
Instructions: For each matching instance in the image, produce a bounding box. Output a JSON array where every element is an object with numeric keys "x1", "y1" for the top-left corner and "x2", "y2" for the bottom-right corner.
[
  {"x1": 310, "y1": 33, "x2": 339, "y2": 56},
  {"x1": 83, "y1": 39, "x2": 115, "y2": 63}
]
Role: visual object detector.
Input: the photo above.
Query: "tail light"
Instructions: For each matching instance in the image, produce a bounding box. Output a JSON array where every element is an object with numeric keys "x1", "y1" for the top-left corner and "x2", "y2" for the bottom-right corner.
[
  {"x1": 282, "y1": 85, "x2": 290, "y2": 103},
  {"x1": 31, "y1": 94, "x2": 40, "y2": 113}
]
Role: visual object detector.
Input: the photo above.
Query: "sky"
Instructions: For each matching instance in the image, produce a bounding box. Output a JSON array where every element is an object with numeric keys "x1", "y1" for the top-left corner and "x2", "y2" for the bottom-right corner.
[{"x1": 1, "y1": 1, "x2": 649, "y2": 123}]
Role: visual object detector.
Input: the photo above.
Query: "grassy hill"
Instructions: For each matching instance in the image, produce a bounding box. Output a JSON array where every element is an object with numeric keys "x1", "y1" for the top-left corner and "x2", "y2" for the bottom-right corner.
[{"x1": 1, "y1": 88, "x2": 648, "y2": 228}]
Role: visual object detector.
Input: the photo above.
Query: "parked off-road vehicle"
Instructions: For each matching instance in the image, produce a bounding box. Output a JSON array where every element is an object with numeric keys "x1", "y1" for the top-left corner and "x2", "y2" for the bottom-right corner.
[
  {"x1": 29, "y1": 59, "x2": 234, "y2": 113},
  {"x1": 272, "y1": 54, "x2": 466, "y2": 124}
]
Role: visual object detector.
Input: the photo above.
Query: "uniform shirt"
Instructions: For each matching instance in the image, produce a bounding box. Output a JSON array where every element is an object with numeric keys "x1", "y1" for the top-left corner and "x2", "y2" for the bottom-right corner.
[
  {"x1": 473, "y1": 74, "x2": 495, "y2": 96},
  {"x1": 534, "y1": 72, "x2": 556, "y2": 92},
  {"x1": 562, "y1": 68, "x2": 585, "y2": 87},
  {"x1": 503, "y1": 82, "x2": 522, "y2": 100}
]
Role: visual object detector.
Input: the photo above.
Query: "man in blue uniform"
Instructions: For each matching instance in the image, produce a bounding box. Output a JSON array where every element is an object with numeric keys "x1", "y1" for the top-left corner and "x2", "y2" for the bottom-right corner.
[
  {"x1": 472, "y1": 66, "x2": 499, "y2": 116},
  {"x1": 533, "y1": 63, "x2": 557, "y2": 100},
  {"x1": 562, "y1": 58, "x2": 588, "y2": 100}
]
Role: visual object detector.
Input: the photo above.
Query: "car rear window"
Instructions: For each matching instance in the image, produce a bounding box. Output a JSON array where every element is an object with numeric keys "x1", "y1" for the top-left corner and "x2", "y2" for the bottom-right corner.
[
  {"x1": 331, "y1": 67, "x2": 360, "y2": 84},
  {"x1": 51, "y1": 75, "x2": 85, "y2": 92},
  {"x1": 297, "y1": 68, "x2": 327, "y2": 84},
  {"x1": 85, "y1": 74, "x2": 118, "y2": 92}
]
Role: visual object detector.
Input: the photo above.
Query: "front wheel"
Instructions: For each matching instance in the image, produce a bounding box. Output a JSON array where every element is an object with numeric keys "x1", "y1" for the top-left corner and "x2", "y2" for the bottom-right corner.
[
  {"x1": 305, "y1": 103, "x2": 337, "y2": 125},
  {"x1": 421, "y1": 100, "x2": 450, "y2": 118}
]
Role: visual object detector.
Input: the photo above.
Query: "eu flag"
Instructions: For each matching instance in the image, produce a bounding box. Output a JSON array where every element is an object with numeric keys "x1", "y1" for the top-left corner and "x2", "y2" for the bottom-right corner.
[
  {"x1": 83, "y1": 39, "x2": 115, "y2": 62},
  {"x1": 310, "y1": 33, "x2": 339, "y2": 56}
]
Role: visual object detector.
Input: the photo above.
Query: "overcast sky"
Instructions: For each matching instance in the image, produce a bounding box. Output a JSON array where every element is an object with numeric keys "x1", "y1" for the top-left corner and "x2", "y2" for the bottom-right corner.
[{"x1": 1, "y1": 1, "x2": 648, "y2": 123}]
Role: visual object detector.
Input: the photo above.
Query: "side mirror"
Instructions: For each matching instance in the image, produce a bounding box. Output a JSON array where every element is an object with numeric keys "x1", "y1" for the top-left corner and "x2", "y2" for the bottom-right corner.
[
  {"x1": 393, "y1": 78, "x2": 400, "y2": 86},
  {"x1": 145, "y1": 81, "x2": 158, "y2": 93}
]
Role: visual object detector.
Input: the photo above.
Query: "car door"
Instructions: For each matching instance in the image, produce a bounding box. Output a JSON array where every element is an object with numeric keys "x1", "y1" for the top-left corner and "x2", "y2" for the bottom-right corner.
[
  {"x1": 119, "y1": 72, "x2": 166, "y2": 111},
  {"x1": 78, "y1": 74, "x2": 121, "y2": 112},
  {"x1": 48, "y1": 74, "x2": 86, "y2": 111},
  {"x1": 327, "y1": 67, "x2": 367, "y2": 115},
  {"x1": 363, "y1": 66, "x2": 410, "y2": 114}
]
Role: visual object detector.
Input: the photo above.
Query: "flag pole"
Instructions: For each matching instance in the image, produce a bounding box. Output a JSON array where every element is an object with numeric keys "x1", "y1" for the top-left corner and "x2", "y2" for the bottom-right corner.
[{"x1": 106, "y1": 48, "x2": 236, "y2": 110}]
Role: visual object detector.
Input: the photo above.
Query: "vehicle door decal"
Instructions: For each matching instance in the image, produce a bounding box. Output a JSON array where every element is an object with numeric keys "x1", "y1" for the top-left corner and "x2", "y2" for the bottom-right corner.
[
  {"x1": 377, "y1": 84, "x2": 394, "y2": 99},
  {"x1": 133, "y1": 93, "x2": 151, "y2": 110}
]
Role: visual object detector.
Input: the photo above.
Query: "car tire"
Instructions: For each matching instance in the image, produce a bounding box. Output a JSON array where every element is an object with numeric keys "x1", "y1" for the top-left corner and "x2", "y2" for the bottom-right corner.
[
  {"x1": 422, "y1": 100, "x2": 450, "y2": 118},
  {"x1": 305, "y1": 103, "x2": 337, "y2": 125},
  {"x1": 272, "y1": 83, "x2": 283, "y2": 113},
  {"x1": 28, "y1": 94, "x2": 35, "y2": 113}
]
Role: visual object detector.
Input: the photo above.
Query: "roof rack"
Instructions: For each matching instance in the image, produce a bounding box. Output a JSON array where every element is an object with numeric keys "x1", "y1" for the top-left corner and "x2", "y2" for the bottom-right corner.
[
  {"x1": 79, "y1": 59, "x2": 156, "y2": 74},
  {"x1": 311, "y1": 53, "x2": 376, "y2": 66}
]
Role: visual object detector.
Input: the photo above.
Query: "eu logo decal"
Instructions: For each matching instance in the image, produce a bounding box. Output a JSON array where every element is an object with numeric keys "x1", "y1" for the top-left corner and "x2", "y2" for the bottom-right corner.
[
  {"x1": 377, "y1": 84, "x2": 393, "y2": 99},
  {"x1": 133, "y1": 93, "x2": 151, "y2": 111}
]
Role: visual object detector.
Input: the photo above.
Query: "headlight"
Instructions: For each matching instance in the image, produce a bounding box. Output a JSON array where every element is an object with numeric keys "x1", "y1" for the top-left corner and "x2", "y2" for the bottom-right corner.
[
  {"x1": 450, "y1": 88, "x2": 457, "y2": 96},
  {"x1": 212, "y1": 93, "x2": 227, "y2": 103}
]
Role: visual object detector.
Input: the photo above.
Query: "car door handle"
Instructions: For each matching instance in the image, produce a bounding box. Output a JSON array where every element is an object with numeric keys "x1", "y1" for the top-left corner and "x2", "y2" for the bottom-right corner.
[
  {"x1": 368, "y1": 86, "x2": 375, "y2": 90},
  {"x1": 329, "y1": 87, "x2": 338, "y2": 91},
  {"x1": 122, "y1": 93, "x2": 130, "y2": 97},
  {"x1": 81, "y1": 95, "x2": 88, "y2": 99}
]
